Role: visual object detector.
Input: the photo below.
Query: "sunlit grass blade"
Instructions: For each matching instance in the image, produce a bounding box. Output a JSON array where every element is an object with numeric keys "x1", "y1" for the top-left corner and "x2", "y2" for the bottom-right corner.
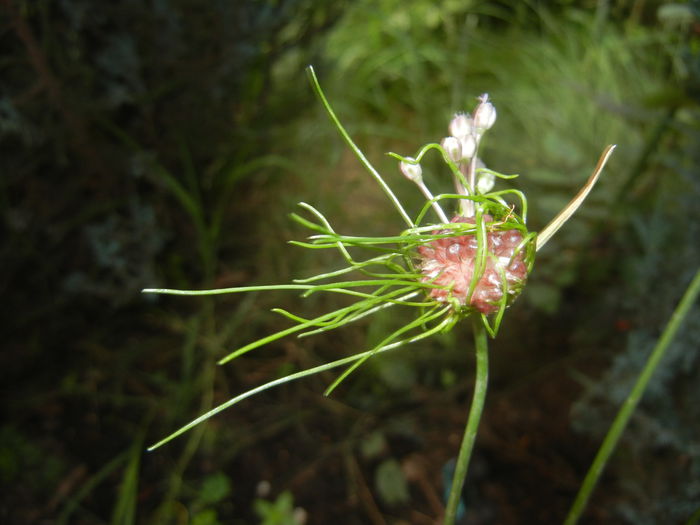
[{"x1": 111, "y1": 434, "x2": 143, "y2": 525}]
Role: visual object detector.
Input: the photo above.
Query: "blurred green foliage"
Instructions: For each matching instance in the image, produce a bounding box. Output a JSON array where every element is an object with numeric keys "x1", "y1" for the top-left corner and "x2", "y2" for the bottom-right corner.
[
  {"x1": 1, "y1": 0, "x2": 699, "y2": 523},
  {"x1": 254, "y1": 490, "x2": 304, "y2": 525}
]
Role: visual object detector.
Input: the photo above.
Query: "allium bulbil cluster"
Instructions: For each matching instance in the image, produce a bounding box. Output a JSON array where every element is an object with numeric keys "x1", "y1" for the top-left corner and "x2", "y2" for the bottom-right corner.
[
  {"x1": 418, "y1": 215, "x2": 529, "y2": 314},
  {"x1": 397, "y1": 94, "x2": 535, "y2": 321}
]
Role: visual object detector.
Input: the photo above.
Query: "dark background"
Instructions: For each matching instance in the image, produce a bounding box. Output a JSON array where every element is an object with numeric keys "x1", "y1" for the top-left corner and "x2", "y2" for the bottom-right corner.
[{"x1": 1, "y1": 1, "x2": 699, "y2": 524}]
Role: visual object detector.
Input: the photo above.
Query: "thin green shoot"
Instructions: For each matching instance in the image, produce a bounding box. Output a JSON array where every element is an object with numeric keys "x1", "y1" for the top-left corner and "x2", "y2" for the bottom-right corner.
[
  {"x1": 324, "y1": 304, "x2": 452, "y2": 396},
  {"x1": 564, "y1": 268, "x2": 700, "y2": 524},
  {"x1": 146, "y1": 312, "x2": 455, "y2": 451},
  {"x1": 306, "y1": 66, "x2": 414, "y2": 228}
]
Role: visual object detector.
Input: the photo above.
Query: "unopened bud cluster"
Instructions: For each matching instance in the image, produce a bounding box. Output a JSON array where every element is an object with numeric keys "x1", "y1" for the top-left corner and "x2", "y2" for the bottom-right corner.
[
  {"x1": 399, "y1": 94, "x2": 497, "y2": 201},
  {"x1": 445, "y1": 94, "x2": 496, "y2": 165}
]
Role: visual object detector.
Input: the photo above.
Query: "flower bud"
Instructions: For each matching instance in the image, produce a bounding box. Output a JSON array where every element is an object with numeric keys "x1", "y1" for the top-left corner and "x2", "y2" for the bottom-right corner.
[
  {"x1": 476, "y1": 170, "x2": 495, "y2": 194},
  {"x1": 441, "y1": 136, "x2": 462, "y2": 163},
  {"x1": 449, "y1": 113, "x2": 472, "y2": 138},
  {"x1": 473, "y1": 94, "x2": 496, "y2": 131},
  {"x1": 459, "y1": 134, "x2": 476, "y2": 160},
  {"x1": 400, "y1": 157, "x2": 423, "y2": 182}
]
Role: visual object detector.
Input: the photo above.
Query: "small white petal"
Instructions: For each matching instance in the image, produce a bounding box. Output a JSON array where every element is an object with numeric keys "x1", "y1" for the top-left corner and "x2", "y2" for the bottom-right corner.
[
  {"x1": 449, "y1": 113, "x2": 472, "y2": 138},
  {"x1": 459, "y1": 135, "x2": 476, "y2": 159},
  {"x1": 441, "y1": 136, "x2": 462, "y2": 162},
  {"x1": 476, "y1": 171, "x2": 495, "y2": 194},
  {"x1": 473, "y1": 95, "x2": 497, "y2": 131}
]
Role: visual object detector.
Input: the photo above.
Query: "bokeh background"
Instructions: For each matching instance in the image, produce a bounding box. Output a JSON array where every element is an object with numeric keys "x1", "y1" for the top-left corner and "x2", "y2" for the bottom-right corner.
[{"x1": 2, "y1": 1, "x2": 699, "y2": 524}]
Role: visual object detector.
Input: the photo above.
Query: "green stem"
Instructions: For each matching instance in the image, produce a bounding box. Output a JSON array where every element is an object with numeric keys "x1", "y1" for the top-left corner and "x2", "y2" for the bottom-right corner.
[
  {"x1": 444, "y1": 318, "x2": 489, "y2": 524},
  {"x1": 564, "y1": 268, "x2": 700, "y2": 525},
  {"x1": 306, "y1": 66, "x2": 414, "y2": 228}
]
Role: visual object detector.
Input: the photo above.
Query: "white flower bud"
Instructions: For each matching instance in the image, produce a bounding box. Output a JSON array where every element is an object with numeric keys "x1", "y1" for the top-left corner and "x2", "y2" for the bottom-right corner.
[
  {"x1": 476, "y1": 170, "x2": 495, "y2": 194},
  {"x1": 448, "y1": 113, "x2": 472, "y2": 138},
  {"x1": 459, "y1": 134, "x2": 476, "y2": 160},
  {"x1": 441, "y1": 136, "x2": 462, "y2": 163},
  {"x1": 473, "y1": 94, "x2": 497, "y2": 131},
  {"x1": 400, "y1": 157, "x2": 422, "y2": 182}
]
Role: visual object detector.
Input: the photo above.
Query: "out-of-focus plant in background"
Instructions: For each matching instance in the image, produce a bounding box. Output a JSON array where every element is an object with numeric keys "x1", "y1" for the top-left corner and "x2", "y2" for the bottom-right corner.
[{"x1": 1, "y1": 0, "x2": 698, "y2": 523}]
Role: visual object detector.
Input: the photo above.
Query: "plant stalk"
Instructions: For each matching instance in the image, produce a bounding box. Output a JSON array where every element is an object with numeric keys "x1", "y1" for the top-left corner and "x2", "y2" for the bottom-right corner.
[
  {"x1": 306, "y1": 66, "x2": 414, "y2": 228},
  {"x1": 564, "y1": 267, "x2": 700, "y2": 524},
  {"x1": 444, "y1": 317, "x2": 489, "y2": 524}
]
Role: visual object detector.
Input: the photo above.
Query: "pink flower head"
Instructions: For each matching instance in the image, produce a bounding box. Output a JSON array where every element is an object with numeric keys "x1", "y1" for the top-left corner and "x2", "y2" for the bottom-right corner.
[{"x1": 418, "y1": 215, "x2": 529, "y2": 314}]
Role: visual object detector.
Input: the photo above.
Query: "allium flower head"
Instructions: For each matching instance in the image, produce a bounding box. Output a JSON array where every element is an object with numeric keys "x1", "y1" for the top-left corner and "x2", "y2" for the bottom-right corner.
[
  {"x1": 144, "y1": 66, "x2": 614, "y2": 450},
  {"x1": 419, "y1": 215, "x2": 529, "y2": 314}
]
